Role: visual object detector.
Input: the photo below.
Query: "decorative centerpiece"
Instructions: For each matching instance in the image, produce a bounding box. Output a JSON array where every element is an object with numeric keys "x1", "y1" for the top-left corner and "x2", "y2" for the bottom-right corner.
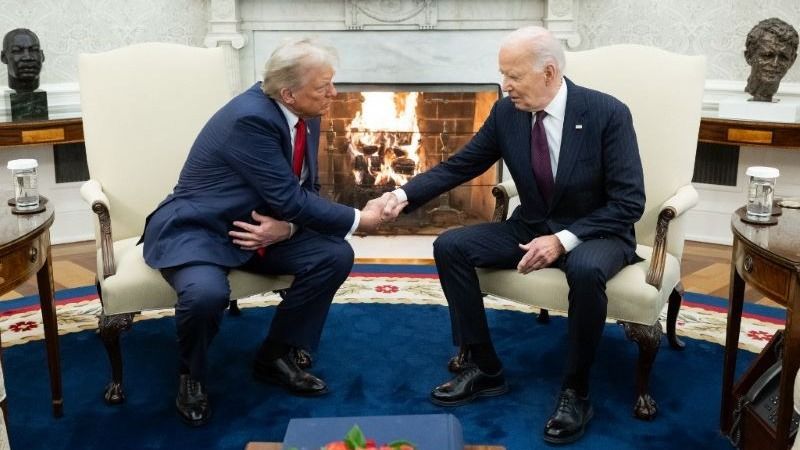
[{"x1": 319, "y1": 424, "x2": 416, "y2": 450}]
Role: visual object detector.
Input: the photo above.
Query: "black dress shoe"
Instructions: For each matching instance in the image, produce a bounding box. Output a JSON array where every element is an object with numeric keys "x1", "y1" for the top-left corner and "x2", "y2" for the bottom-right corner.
[
  {"x1": 430, "y1": 364, "x2": 508, "y2": 406},
  {"x1": 175, "y1": 374, "x2": 211, "y2": 427},
  {"x1": 253, "y1": 353, "x2": 328, "y2": 396},
  {"x1": 543, "y1": 388, "x2": 594, "y2": 445},
  {"x1": 447, "y1": 346, "x2": 472, "y2": 373},
  {"x1": 291, "y1": 347, "x2": 313, "y2": 370}
]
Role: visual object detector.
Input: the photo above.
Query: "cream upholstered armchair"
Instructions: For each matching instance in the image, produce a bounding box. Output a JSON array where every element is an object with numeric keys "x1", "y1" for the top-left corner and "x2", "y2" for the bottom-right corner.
[
  {"x1": 476, "y1": 45, "x2": 706, "y2": 420},
  {"x1": 78, "y1": 43, "x2": 293, "y2": 404}
]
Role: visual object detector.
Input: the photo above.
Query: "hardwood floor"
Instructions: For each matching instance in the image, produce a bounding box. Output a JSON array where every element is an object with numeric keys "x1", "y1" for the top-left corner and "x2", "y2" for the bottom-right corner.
[{"x1": 0, "y1": 239, "x2": 781, "y2": 308}]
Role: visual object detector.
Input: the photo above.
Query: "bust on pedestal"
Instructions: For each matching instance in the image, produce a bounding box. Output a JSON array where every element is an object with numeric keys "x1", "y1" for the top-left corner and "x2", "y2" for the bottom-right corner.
[
  {"x1": 1, "y1": 28, "x2": 48, "y2": 121},
  {"x1": 719, "y1": 18, "x2": 800, "y2": 123}
]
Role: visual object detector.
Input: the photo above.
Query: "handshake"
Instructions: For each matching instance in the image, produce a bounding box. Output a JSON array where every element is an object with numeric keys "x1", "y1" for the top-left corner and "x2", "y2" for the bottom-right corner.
[{"x1": 357, "y1": 191, "x2": 408, "y2": 233}]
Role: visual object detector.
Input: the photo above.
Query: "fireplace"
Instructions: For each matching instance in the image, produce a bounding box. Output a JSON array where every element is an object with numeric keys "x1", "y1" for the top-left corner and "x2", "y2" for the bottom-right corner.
[{"x1": 318, "y1": 84, "x2": 502, "y2": 234}]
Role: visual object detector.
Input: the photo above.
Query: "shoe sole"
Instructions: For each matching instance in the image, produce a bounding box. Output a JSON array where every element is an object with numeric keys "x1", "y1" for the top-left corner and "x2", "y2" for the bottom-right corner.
[
  {"x1": 542, "y1": 407, "x2": 594, "y2": 445},
  {"x1": 252, "y1": 370, "x2": 329, "y2": 397},
  {"x1": 429, "y1": 383, "x2": 509, "y2": 407}
]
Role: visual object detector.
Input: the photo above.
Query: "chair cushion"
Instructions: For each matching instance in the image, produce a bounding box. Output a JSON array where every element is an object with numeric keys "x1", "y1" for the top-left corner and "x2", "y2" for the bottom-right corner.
[
  {"x1": 98, "y1": 237, "x2": 294, "y2": 315},
  {"x1": 476, "y1": 245, "x2": 680, "y2": 326}
]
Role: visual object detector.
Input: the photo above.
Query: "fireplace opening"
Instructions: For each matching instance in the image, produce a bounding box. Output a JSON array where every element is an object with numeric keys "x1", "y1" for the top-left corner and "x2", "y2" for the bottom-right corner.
[{"x1": 319, "y1": 83, "x2": 502, "y2": 235}]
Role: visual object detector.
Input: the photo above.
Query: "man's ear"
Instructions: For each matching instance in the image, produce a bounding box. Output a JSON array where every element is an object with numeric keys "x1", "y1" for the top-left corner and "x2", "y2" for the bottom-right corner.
[
  {"x1": 279, "y1": 87, "x2": 294, "y2": 105},
  {"x1": 40, "y1": 50, "x2": 44, "y2": 63},
  {"x1": 0, "y1": 51, "x2": 6, "y2": 65}
]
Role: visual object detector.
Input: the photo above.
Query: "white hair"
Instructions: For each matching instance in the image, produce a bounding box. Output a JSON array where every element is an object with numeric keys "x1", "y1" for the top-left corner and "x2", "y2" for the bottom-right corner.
[
  {"x1": 262, "y1": 37, "x2": 338, "y2": 98},
  {"x1": 502, "y1": 26, "x2": 565, "y2": 73}
]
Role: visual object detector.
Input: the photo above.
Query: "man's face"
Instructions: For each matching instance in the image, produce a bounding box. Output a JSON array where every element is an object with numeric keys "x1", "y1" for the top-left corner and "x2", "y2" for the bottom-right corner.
[
  {"x1": 750, "y1": 32, "x2": 796, "y2": 83},
  {"x1": 499, "y1": 43, "x2": 552, "y2": 112},
  {"x1": 1, "y1": 32, "x2": 44, "y2": 81},
  {"x1": 284, "y1": 64, "x2": 337, "y2": 118}
]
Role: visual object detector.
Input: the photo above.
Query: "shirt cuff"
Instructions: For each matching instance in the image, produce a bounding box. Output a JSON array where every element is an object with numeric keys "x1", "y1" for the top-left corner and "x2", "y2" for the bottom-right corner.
[
  {"x1": 555, "y1": 230, "x2": 582, "y2": 253},
  {"x1": 392, "y1": 188, "x2": 408, "y2": 203},
  {"x1": 345, "y1": 208, "x2": 360, "y2": 240},
  {"x1": 287, "y1": 222, "x2": 297, "y2": 239}
]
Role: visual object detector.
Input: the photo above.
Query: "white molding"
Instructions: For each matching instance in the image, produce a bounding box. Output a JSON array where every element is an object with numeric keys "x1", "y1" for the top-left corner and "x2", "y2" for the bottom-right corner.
[
  {"x1": 545, "y1": 0, "x2": 581, "y2": 49},
  {"x1": 204, "y1": 0, "x2": 246, "y2": 96}
]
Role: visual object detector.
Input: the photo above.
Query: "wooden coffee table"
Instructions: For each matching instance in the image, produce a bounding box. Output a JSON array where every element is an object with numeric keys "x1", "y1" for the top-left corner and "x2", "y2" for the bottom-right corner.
[{"x1": 246, "y1": 443, "x2": 504, "y2": 450}]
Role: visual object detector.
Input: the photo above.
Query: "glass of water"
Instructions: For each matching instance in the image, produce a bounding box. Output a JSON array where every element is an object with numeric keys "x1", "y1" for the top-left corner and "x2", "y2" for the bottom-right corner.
[
  {"x1": 745, "y1": 166, "x2": 779, "y2": 221},
  {"x1": 7, "y1": 159, "x2": 39, "y2": 211}
]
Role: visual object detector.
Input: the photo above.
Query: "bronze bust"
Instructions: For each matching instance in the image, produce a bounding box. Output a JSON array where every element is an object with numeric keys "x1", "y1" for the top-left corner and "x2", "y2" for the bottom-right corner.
[
  {"x1": 744, "y1": 18, "x2": 799, "y2": 102},
  {"x1": 1, "y1": 28, "x2": 45, "y2": 93}
]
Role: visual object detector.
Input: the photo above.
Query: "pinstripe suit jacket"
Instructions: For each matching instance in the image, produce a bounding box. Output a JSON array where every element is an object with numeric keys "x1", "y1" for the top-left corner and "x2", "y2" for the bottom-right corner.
[
  {"x1": 402, "y1": 78, "x2": 645, "y2": 258},
  {"x1": 142, "y1": 82, "x2": 355, "y2": 270}
]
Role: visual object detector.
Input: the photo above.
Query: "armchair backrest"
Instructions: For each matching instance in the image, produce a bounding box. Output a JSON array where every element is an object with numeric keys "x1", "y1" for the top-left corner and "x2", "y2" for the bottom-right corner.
[
  {"x1": 79, "y1": 43, "x2": 231, "y2": 241},
  {"x1": 564, "y1": 45, "x2": 706, "y2": 260}
]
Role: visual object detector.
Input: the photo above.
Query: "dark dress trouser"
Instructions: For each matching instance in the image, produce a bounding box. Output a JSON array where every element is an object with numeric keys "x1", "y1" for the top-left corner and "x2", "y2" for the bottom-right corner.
[
  {"x1": 161, "y1": 228, "x2": 354, "y2": 382},
  {"x1": 433, "y1": 219, "x2": 630, "y2": 386}
]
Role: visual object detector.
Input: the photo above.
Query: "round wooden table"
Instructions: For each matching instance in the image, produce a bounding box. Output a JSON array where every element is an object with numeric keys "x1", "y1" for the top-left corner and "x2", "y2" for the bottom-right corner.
[
  {"x1": 0, "y1": 198, "x2": 62, "y2": 417},
  {"x1": 720, "y1": 206, "x2": 800, "y2": 449}
]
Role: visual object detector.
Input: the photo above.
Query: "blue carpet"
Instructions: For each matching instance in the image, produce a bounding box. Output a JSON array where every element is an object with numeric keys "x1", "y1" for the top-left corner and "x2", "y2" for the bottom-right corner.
[{"x1": 3, "y1": 301, "x2": 756, "y2": 450}]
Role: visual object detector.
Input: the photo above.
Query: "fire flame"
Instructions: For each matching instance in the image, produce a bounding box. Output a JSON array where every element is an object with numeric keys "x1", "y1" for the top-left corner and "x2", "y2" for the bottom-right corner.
[{"x1": 346, "y1": 92, "x2": 423, "y2": 187}]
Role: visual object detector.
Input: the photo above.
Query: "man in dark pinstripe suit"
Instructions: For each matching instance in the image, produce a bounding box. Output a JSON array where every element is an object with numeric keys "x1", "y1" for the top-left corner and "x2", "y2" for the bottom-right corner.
[{"x1": 382, "y1": 26, "x2": 645, "y2": 444}]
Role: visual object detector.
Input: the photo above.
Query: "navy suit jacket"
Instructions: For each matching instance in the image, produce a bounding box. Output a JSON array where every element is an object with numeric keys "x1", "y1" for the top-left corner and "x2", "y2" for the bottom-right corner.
[
  {"x1": 142, "y1": 83, "x2": 355, "y2": 269},
  {"x1": 402, "y1": 78, "x2": 645, "y2": 258}
]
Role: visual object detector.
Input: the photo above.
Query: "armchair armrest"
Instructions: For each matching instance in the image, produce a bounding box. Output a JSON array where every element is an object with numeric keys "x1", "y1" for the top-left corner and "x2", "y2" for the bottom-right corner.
[
  {"x1": 80, "y1": 179, "x2": 116, "y2": 279},
  {"x1": 646, "y1": 184, "x2": 699, "y2": 289},
  {"x1": 490, "y1": 180, "x2": 519, "y2": 222}
]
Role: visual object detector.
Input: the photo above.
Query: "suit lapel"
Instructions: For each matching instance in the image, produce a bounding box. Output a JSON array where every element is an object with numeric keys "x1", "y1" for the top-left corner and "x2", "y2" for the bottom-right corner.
[
  {"x1": 267, "y1": 97, "x2": 294, "y2": 165},
  {"x1": 551, "y1": 78, "x2": 587, "y2": 207}
]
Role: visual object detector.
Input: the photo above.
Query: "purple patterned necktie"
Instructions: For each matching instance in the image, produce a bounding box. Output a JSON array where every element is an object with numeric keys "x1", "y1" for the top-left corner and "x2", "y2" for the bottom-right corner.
[{"x1": 531, "y1": 110, "x2": 553, "y2": 202}]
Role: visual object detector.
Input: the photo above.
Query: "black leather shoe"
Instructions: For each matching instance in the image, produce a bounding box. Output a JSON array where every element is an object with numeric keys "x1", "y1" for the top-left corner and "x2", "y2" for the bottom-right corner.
[
  {"x1": 175, "y1": 374, "x2": 211, "y2": 427},
  {"x1": 291, "y1": 347, "x2": 313, "y2": 370},
  {"x1": 543, "y1": 388, "x2": 594, "y2": 445},
  {"x1": 430, "y1": 364, "x2": 508, "y2": 406},
  {"x1": 447, "y1": 346, "x2": 471, "y2": 373},
  {"x1": 253, "y1": 353, "x2": 328, "y2": 396}
]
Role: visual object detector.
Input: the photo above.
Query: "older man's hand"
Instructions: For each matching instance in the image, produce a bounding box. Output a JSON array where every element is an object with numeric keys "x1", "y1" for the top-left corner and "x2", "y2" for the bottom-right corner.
[{"x1": 517, "y1": 235, "x2": 565, "y2": 274}]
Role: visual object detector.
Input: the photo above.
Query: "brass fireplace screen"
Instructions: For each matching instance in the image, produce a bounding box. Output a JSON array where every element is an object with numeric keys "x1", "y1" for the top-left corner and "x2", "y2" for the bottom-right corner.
[{"x1": 319, "y1": 83, "x2": 502, "y2": 235}]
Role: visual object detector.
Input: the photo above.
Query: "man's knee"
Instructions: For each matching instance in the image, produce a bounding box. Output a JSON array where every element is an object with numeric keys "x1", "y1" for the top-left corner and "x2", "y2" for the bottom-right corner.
[
  {"x1": 322, "y1": 239, "x2": 354, "y2": 276},
  {"x1": 564, "y1": 258, "x2": 607, "y2": 287},
  {"x1": 177, "y1": 281, "x2": 230, "y2": 318},
  {"x1": 433, "y1": 228, "x2": 465, "y2": 260}
]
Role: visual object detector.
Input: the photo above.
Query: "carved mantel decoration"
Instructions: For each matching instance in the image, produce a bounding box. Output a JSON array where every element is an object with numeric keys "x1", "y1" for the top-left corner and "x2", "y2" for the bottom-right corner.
[{"x1": 345, "y1": 0, "x2": 438, "y2": 30}]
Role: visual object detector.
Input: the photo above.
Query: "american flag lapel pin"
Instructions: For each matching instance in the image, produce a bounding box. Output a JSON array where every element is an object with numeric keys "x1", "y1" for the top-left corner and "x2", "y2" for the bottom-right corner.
[{"x1": 575, "y1": 124, "x2": 583, "y2": 130}]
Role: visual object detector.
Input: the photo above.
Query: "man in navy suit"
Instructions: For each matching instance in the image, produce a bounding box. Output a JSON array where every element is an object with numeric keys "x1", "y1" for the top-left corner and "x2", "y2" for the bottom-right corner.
[
  {"x1": 382, "y1": 26, "x2": 645, "y2": 444},
  {"x1": 142, "y1": 37, "x2": 386, "y2": 427}
]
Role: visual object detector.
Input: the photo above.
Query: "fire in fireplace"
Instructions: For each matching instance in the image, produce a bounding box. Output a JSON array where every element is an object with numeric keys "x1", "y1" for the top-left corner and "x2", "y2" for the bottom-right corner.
[{"x1": 320, "y1": 83, "x2": 502, "y2": 235}]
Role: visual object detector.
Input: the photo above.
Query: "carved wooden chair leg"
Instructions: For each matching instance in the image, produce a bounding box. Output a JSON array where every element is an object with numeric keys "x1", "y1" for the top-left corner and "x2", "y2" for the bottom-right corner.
[
  {"x1": 228, "y1": 299, "x2": 242, "y2": 316},
  {"x1": 537, "y1": 308, "x2": 550, "y2": 323},
  {"x1": 620, "y1": 320, "x2": 662, "y2": 420},
  {"x1": 666, "y1": 288, "x2": 685, "y2": 350},
  {"x1": 98, "y1": 312, "x2": 133, "y2": 405},
  {"x1": 447, "y1": 345, "x2": 471, "y2": 373}
]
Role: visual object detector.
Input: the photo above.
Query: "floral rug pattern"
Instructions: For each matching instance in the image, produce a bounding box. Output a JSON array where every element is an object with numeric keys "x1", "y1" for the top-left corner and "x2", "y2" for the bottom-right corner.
[{"x1": 0, "y1": 274, "x2": 780, "y2": 353}]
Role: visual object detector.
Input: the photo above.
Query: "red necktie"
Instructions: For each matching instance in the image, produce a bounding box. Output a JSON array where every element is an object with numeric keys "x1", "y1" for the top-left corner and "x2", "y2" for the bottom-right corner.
[
  {"x1": 531, "y1": 110, "x2": 554, "y2": 202},
  {"x1": 292, "y1": 118, "x2": 306, "y2": 178}
]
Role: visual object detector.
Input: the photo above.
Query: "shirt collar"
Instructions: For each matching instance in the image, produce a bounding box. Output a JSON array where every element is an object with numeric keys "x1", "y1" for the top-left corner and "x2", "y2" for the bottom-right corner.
[
  {"x1": 276, "y1": 101, "x2": 300, "y2": 130},
  {"x1": 542, "y1": 77, "x2": 567, "y2": 121}
]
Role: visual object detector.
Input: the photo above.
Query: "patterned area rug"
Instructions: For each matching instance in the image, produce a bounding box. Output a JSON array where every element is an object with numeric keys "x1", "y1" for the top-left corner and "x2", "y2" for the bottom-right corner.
[{"x1": 0, "y1": 265, "x2": 783, "y2": 353}]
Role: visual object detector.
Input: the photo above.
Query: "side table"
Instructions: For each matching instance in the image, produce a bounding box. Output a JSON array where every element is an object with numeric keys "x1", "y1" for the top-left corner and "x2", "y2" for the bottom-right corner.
[
  {"x1": 0, "y1": 201, "x2": 62, "y2": 417},
  {"x1": 720, "y1": 206, "x2": 800, "y2": 449}
]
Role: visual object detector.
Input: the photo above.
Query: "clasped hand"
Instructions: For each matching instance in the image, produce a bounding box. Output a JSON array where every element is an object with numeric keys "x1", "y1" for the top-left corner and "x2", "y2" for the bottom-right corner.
[
  {"x1": 229, "y1": 210, "x2": 292, "y2": 251},
  {"x1": 357, "y1": 192, "x2": 408, "y2": 233}
]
